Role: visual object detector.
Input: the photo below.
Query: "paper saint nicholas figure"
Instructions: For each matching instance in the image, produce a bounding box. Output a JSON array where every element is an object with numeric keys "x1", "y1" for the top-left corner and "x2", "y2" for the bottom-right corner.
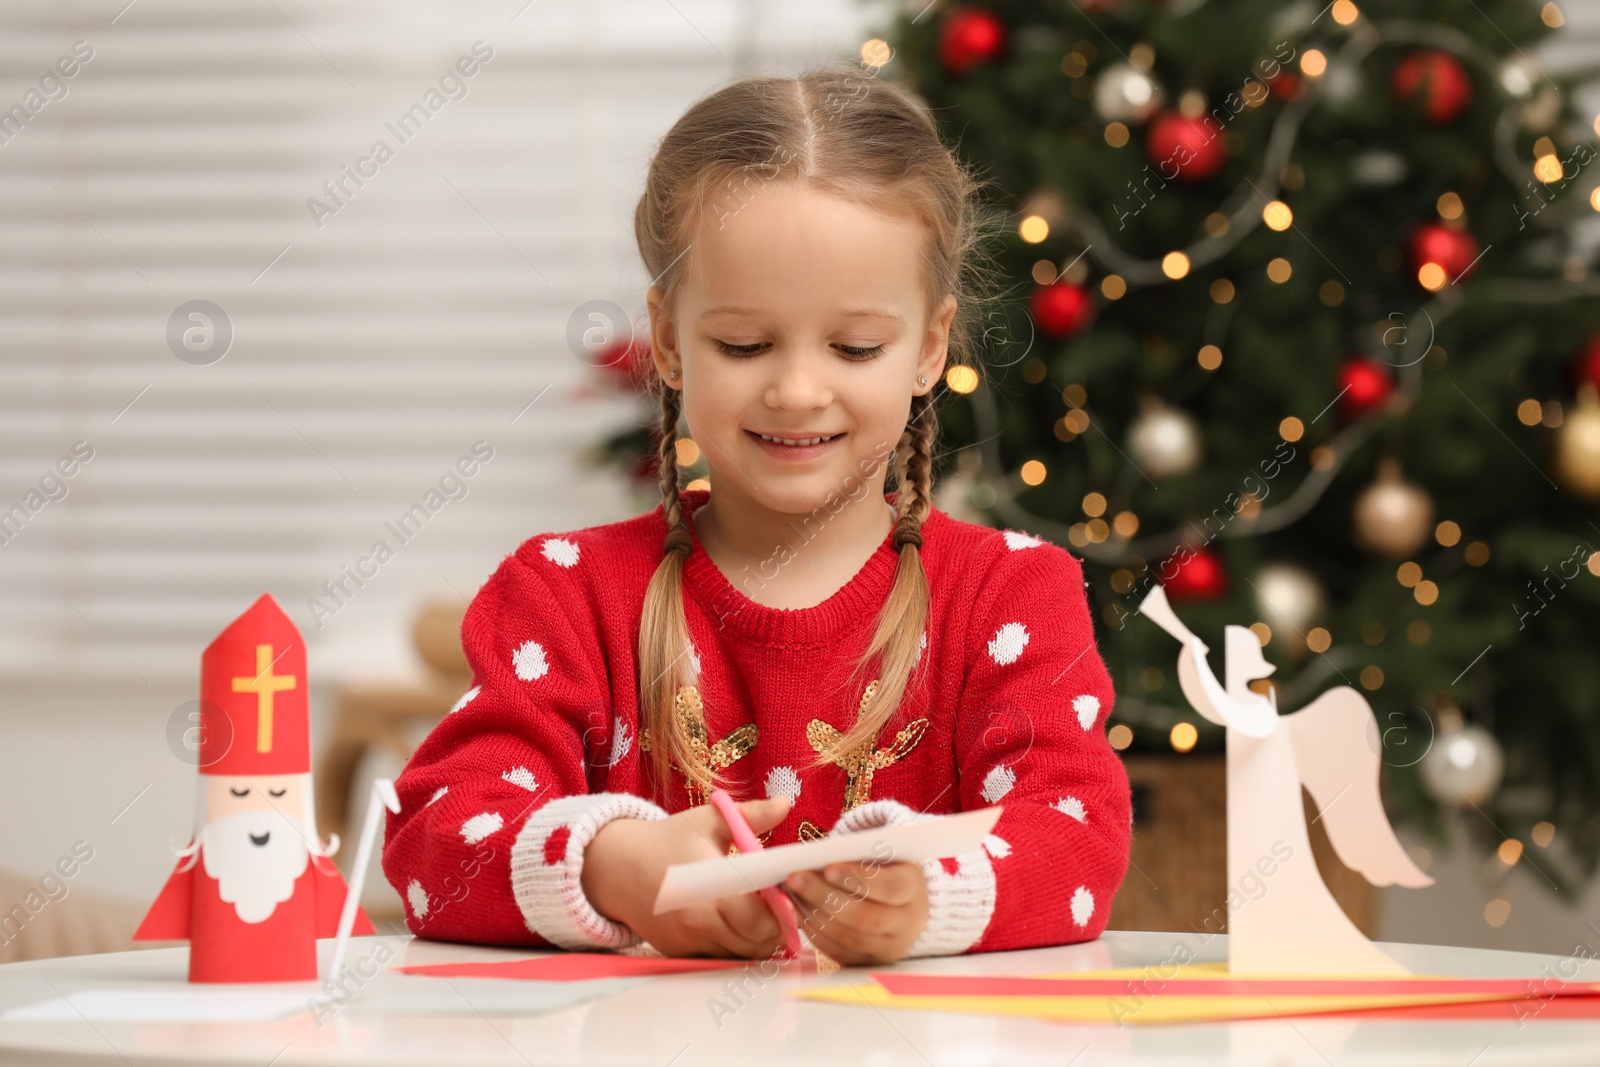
[
  {"x1": 133, "y1": 593, "x2": 374, "y2": 982},
  {"x1": 1139, "y1": 584, "x2": 1433, "y2": 976}
]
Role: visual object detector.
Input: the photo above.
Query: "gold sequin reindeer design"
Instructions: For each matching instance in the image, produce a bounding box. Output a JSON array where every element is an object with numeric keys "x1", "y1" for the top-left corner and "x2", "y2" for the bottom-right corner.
[
  {"x1": 798, "y1": 680, "x2": 929, "y2": 841},
  {"x1": 640, "y1": 685, "x2": 759, "y2": 809}
]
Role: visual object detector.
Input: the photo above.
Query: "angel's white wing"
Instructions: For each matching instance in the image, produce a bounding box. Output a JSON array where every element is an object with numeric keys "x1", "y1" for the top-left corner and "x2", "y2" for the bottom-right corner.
[{"x1": 1286, "y1": 687, "x2": 1434, "y2": 888}]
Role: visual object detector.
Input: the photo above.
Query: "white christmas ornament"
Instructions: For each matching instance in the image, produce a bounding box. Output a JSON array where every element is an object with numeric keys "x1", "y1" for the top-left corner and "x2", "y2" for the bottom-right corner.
[
  {"x1": 1127, "y1": 397, "x2": 1202, "y2": 480},
  {"x1": 1349, "y1": 149, "x2": 1408, "y2": 187},
  {"x1": 1141, "y1": 584, "x2": 1433, "y2": 976},
  {"x1": 1253, "y1": 562, "x2": 1325, "y2": 638},
  {"x1": 1420, "y1": 722, "x2": 1503, "y2": 807},
  {"x1": 1094, "y1": 62, "x2": 1164, "y2": 122},
  {"x1": 1499, "y1": 56, "x2": 1537, "y2": 98}
]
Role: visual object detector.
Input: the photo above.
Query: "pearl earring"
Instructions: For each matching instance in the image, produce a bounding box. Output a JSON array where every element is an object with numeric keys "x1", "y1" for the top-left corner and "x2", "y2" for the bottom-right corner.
[
  {"x1": 918, "y1": 375, "x2": 926, "y2": 386},
  {"x1": 669, "y1": 369, "x2": 679, "y2": 380}
]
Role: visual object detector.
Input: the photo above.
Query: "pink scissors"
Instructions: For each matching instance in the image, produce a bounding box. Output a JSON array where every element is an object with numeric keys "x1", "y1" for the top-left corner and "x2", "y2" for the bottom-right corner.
[{"x1": 708, "y1": 788, "x2": 803, "y2": 959}]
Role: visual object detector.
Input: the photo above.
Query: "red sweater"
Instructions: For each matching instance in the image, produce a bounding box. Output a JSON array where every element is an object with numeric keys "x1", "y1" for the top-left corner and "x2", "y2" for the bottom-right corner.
[{"x1": 381, "y1": 487, "x2": 1132, "y2": 957}]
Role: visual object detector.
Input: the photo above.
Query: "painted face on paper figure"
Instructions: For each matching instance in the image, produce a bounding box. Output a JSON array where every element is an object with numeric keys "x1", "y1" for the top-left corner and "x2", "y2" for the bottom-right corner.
[
  {"x1": 648, "y1": 180, "x2": 956, "y2": 517},
  {"x1": 202, "y1": 773, "x2": 312, "y2": 923}
]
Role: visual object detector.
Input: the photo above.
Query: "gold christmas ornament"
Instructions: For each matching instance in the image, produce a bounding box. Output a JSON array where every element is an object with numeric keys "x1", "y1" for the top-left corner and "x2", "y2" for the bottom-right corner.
[
  {"x1": 1126, "y1": 395, "x2": 1203, "y2": 480},
  {"x1": 1353, "y1": 457, "x2": 1434, "y2": 559},
  {"x1": 1552, "y1": 383, "x2": 1600, "y2": 500}
]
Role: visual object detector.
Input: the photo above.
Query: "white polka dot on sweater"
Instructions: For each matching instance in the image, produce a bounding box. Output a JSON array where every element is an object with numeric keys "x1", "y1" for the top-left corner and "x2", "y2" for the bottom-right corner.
[
  {"x1": 604, "y1": 717, "x2": 633, "y2": 767},
  {"x1": 1002, "y1": 530, "x2": 1045, "y2": 551},
  {"x1": 406, "y1": 879, "x2": 429, "y2": 917},
  {"x1": 1053, "y1": 795, "x2": 1086, "y2": 822},
  {"x1": 449, "y1": 686, "x2": 480, "y2": 714},
  {"x1": 765, "y1": 765, "x2": 802, "y2": 802},
  {"x1": 541, "y1": 538, "x2": 579, "y2": 567},
  {"x1": 687, "y1": 640, "x2": 702, "y2": 677},
  {"x1": 502, "y1": 766, "x2": 538, "y2": 791},
  {"x1": 913, "y1": 629, "x2": 927, "y2": 667},
  {"x1": 513, "y1": 641, "x2": 549, "y2": 681},
  {"x1": 426, "y1": 786, "x2": 448, "y2": 807},
  {"x1": 982, "y1": 833, "x2": 1011, "y2": 859},
  {"x1": 987, "y1": 622, "x2": 1029, "y2": 666},
  {"x1": 1070, "y1": 885, "x2": 1095, "y2": 927},
  {"x1": 460, "y1": 811, "x2": 503, "y2": 844},
  {"x1": 1074, "y1": 694, "x2": 1101, "y2": 730},
  {"x1": 981, "y1": 764, "x2": 1015, "y2": 803}
]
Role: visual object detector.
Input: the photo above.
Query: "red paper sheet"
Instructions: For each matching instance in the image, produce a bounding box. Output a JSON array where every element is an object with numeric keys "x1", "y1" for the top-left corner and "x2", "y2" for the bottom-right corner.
[
  {"x1": 396, "y1": 953, "x2": 752, "y2": 982},
  {"x1": 872, "y1": 973, "x2": 1600, "y2": 999}
]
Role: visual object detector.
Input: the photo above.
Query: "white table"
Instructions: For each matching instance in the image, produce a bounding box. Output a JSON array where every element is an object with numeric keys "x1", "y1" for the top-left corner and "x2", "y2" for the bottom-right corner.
[{"x1": 2, "y1": 931, "x2": 1599, "y2": 1066}]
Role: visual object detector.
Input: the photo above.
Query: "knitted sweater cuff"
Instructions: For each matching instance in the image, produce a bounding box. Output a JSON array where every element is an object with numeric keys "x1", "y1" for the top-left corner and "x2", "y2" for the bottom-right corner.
[
  {"x1": 827, "y1": 799, "x2": 996, "y2": 958},
  {"x1": 509, "y1": 791, "x2": 669, "y2": 951}
]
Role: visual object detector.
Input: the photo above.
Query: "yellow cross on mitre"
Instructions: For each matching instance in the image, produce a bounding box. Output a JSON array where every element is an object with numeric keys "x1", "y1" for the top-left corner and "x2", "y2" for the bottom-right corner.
[{"x1": 231, "y1": 643, "x2": 297, "y2": 752}]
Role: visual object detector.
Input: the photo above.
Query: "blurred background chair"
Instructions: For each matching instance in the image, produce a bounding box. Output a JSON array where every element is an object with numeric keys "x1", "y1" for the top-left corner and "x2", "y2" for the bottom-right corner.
[{"x1": 316, "y1": 595, "x2": 472, "y2": 931}]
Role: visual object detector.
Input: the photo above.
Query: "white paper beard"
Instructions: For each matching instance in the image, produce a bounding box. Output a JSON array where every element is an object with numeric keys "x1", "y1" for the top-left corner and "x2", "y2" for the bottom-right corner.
[{"x1": 201, "y1": 809, "x2": 311, "y2": 923}]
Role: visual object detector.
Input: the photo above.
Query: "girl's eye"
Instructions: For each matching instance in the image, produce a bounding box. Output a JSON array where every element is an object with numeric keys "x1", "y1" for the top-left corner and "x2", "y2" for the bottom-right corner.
[{"x1": 711, "y1": 339, "x2": 886, "y2": 361}]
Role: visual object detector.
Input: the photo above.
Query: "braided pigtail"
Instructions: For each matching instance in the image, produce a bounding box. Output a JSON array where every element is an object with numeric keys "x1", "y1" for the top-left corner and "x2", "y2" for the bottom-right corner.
[
  {"x1": 808, "y1": 391, "x2": 938, "y2": 769},
  {"x1": 636, "y1": 382, "x2": 725, "y2": 803}
]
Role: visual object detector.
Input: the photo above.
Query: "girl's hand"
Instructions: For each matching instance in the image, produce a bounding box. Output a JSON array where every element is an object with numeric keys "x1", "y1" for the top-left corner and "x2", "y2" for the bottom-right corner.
[
  {"x1": 581, "y1": 794, "x2": 793, "y2": 959},
  {"x1": 783, "y1": 858, "x2": 929, "y2": 966}
]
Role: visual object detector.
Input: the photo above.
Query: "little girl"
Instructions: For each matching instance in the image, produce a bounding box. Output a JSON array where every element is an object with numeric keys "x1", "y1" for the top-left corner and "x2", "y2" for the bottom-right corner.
[{"x1": 382, "y1": 64, "x2": 1132, "y2": 965}]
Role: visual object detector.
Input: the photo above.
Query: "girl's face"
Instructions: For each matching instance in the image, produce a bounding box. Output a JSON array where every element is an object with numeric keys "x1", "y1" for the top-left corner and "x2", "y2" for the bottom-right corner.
[{"x1": 648, "y1": 180, "x2": 955, "y2": 517}]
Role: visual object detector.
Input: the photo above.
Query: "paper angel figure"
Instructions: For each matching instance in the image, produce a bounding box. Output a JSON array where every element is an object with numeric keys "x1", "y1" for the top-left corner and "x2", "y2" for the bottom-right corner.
[
  {"x1": 133, "y1": 593, "x2": 374, "y2": 982},
  {"x1": 1139, "y1": 584, "x2": 1433, "y2": 976}
]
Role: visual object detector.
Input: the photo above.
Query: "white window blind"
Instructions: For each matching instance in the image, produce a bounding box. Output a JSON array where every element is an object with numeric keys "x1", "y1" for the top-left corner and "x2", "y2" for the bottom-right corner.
[{"x1": 0, "y1": 0, "x2": 884, "y2": 689}]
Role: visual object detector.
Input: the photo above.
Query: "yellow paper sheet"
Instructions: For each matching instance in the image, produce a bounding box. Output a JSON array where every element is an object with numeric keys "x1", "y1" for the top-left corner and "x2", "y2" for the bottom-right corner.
[{"x1": 794, "y1": 962, "x2": 1553, "y2": 1026}]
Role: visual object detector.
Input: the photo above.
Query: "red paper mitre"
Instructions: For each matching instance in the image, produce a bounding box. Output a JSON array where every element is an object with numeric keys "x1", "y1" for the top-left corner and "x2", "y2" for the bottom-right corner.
[{"x1": 198, "y1": 593, "x2": 308, "y2": 776}]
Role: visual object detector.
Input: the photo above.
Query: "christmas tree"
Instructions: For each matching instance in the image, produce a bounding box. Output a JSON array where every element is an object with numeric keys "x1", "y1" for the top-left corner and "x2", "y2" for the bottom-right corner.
[{"x1": 592, "y1": 0, "x2": 1600, "y2": 897}]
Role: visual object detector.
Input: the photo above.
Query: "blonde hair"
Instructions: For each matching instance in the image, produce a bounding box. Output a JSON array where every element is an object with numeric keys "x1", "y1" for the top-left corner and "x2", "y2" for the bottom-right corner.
[{"x1": 634, "y1": 63, "x2": 1003, "y2": 802}]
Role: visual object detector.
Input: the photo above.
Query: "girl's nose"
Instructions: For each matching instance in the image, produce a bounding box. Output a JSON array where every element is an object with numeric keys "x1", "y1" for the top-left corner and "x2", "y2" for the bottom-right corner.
[{"x1": 764, "y1": 351, "x2": 832, "y2": 409}]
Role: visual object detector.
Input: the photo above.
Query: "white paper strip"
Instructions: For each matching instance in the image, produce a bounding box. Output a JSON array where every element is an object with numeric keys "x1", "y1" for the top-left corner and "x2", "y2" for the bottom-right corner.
[{"x1": 652, "y1": 806, "x2": 1002, "y2": 915}]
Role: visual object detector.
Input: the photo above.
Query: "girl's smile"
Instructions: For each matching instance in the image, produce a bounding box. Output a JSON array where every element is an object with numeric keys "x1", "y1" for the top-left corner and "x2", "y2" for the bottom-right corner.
[{"x1": 745, "y1": 428, "x2": 846, "y2": 462}]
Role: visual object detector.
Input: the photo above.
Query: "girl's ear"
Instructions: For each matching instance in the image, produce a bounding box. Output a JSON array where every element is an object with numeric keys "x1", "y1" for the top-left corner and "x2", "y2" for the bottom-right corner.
[
  {"x1": 646, "y1": 284, "x2": 681, "y2": 387},
  {"x1": 917, "y1": 293, "x2": 956, "y2": 394}
]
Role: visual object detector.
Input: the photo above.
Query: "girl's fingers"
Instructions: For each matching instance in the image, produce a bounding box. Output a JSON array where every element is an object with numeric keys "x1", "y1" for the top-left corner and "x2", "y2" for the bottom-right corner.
[
  {"x1": 820, "y1": 861, "x2": 922, "y2": 906},
  {"x1": 787, "y1": 872, "x2": 902, "y2": 945},
  {"x1": 800, "y1": 909, "x2": 896, "y2": 966},
  {"x1": 717, "y1": 892, "x2": 781, "y2": 946}
]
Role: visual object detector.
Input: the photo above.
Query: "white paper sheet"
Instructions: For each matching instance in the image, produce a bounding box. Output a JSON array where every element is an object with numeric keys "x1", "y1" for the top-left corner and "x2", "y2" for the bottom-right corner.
[
  {"x1": 2, "y1": 988, "x2": 315, "y2": 1022},
  {"x1": 1, "y1": 977, "x2": 646, "y2": 1023},
  {"x1": 653, "y1": 805, "x2": 1002, "y2": 915}
]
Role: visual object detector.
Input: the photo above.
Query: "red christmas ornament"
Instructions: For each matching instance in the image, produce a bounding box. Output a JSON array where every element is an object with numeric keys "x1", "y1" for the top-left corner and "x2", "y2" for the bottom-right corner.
[
  {"x1": 1030, "y1": 281, "x2": 1095, "y2": 339},
  {"x1": 595, "y1": 336, "x2": 652, "y2": 391},
  {"x1": 937, "y1": 8, "x2": 1006, "y2": 78},
  {"x1": 1573, "y1": 336, "x2": 1600, "y2": 391},
  {"x1": 1407, "y1": 222, "x2": 1480, "y2": 285},
  {"x1": 1338, "y1": 357, "x2": 1395, "y2": 418},
  {"x1": 1160, "y1": 545, "x2": 1228, "y2": 600},
  {"x1": 1390, "y1": 49, "x2": 1473, "y2": 124},
  {"x1": 1146, "y1": 113, "x2": 1226, "y2": 182},
  {"x1": 1266, "y1": 70, "x2": 1303, "y2": 100},
  {"x1": 631, "y1": 447, "x2": 661, "y2": 488}
]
